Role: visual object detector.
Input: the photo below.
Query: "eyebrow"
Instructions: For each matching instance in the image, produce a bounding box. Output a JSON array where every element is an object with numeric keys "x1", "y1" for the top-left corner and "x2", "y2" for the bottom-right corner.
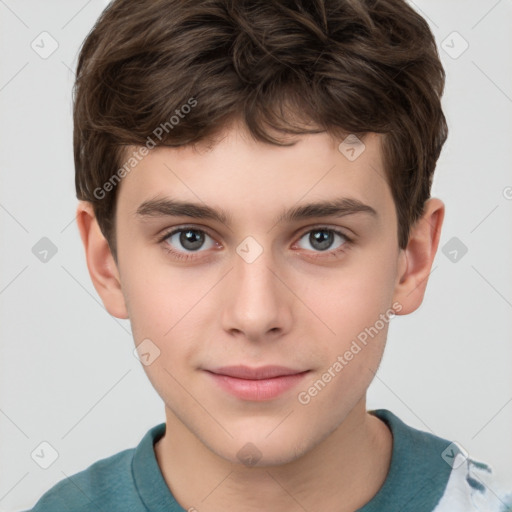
[{"x1": 135, "y1": 196, "x2": 378, "y2": 226}]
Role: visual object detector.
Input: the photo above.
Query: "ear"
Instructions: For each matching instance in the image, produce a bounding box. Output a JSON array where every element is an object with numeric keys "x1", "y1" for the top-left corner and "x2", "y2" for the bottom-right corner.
[
  {"x1": 392, "y1": 198, "x2": 445, "y2": 315},
  {"x1": 75, "y1": 201, "x2": 129, "y2": 319}
]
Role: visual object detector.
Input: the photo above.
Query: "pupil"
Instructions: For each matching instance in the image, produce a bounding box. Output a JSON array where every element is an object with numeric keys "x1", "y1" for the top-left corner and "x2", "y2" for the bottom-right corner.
[
  {"x1": 180, "y1": 230, "x2": 204, "y2": 250},
  {"x1": 310, "y1": 230, "x2": 333, "y2": 251}
]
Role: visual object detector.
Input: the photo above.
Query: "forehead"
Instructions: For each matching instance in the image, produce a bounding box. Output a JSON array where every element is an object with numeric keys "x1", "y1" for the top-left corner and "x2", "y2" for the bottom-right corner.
[{"x1": 115, "y1": 126, "x2": 392, "y2": 226}]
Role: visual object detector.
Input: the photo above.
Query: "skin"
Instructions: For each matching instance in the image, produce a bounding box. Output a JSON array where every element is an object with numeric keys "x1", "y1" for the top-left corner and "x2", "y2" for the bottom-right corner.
[{"x1": 77, "y1": 121, "x2": 444, "y2": 512}]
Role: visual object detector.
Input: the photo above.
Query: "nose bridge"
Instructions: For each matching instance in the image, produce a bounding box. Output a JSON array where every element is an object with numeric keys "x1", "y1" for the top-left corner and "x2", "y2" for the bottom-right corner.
[
  {"x1": 236, "y1": 248, "x2": 276, "y2": 294},
  {"x1": 221, "y1": 238, "x2": 291, "y2": 339}
]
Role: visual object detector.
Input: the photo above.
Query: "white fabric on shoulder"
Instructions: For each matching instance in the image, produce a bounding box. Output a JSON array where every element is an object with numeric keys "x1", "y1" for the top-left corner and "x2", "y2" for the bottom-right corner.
[{"x1": 433, "y1": 447, "x2": 512, "y2": 512}]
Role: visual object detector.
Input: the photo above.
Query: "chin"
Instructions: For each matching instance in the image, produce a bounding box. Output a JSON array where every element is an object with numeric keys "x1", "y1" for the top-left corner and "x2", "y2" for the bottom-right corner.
[{"x1": 213, "y1": 427, "x2": 316, "y2": 468}]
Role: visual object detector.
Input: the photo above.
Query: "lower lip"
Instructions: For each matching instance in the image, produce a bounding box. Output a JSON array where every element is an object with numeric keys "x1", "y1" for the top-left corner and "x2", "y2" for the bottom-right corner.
[{"x1": 205, "y1": 371, "x2": 310, "y2": 401}]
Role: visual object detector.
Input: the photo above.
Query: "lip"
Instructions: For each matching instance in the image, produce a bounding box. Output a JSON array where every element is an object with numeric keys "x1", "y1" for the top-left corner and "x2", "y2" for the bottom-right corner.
[{"x1": 204, "y1": 365, "x2": 310, "y2": 401}]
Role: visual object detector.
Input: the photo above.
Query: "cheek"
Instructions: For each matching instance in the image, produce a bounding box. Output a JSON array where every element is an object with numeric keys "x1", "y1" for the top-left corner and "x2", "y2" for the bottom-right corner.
[
  {"x1": 126, "y1": 283, "x2": 173, "y2": 344},
  {"x1": 122, "y1": 249, "x2": 198, "y2": 337},
  {"x1": 294, "y1": 246, "x2": 398, "y2": 393},
  {"x1": 124, "y1": 265, "x2": 204, "y2": 404},
  {"x1": 307, "y1": 254, "x2": 397, "y2": 339},
  {"x1": 122, "y1": 256, "x2": 215, "y2": 377}
]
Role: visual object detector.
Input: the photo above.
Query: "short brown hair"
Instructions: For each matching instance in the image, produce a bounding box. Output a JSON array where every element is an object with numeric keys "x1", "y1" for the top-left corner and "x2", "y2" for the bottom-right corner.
[{"x1": 74, "y1": 0, "x2": 447, "y2": 262}]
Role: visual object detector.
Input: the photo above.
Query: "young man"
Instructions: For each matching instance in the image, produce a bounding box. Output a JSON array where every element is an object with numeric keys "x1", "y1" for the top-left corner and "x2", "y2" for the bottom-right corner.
[{"x1": 26, "y1": 0, "x2": 511, "y2": 511}]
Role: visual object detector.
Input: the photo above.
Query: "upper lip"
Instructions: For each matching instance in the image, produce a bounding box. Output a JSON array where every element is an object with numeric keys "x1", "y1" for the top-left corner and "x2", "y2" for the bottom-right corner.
[{"x1": 205, "y1": 365, "x2": 308, "y2": 380}]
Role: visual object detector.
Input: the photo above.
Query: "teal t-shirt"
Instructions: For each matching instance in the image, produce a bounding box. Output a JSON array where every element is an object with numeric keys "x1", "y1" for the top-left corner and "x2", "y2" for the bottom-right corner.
[{"x1": 24, "y1": 409, "x2": 511, "y2": 512}]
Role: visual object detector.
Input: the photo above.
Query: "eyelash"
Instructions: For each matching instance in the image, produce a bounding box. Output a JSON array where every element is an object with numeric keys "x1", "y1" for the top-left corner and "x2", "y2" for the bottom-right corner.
[{"x1": 157, "y1": 225, "x2": 354, "y2": 262}]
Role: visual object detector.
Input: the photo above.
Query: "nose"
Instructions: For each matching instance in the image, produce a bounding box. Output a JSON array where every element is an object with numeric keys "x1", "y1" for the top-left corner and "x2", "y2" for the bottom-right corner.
[{"x1": 220, "y1": 244, "x2": 293, "y2": 342}]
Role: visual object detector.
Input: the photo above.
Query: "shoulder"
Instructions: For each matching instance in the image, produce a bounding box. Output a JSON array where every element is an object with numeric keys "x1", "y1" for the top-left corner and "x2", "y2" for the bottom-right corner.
[
  {"x1": 24, "y1": 447, "x2": 141, "y2": 512},
  {"x1": 367, "y1": 409, "x2": 512, "y2": 512},
  {"x1": 433, "y1": 450, "x2": 512, "y2": 512}
]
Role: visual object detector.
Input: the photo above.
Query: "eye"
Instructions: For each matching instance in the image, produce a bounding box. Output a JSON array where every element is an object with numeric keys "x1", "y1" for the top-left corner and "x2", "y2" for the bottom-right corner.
[
  {"x1": 159, "y1": 227, "x2": 217, "y2": 259},
  {"x1": 158, "y1": 225, "x2": 352, "y2": 262},
  {"x1": 295, "y1": 227, "x2": 351, "y2": 253}
]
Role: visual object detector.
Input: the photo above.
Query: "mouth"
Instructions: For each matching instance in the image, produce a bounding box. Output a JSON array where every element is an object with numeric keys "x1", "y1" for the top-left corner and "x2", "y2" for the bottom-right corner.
[{"x1": 203, "y1": 365, "x2": 310, "y2": 401}]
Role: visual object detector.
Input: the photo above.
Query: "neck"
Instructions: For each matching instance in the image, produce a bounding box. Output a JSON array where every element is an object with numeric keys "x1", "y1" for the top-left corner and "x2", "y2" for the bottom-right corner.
[{"x1": 154, "y1": 399, "x2": 393, "y2": 512}]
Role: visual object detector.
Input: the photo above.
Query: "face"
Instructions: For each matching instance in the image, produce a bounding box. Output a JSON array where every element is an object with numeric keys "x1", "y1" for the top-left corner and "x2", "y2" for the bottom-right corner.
[{"x1": 113, "y1": 123, "x2": 404, "y2": 465}]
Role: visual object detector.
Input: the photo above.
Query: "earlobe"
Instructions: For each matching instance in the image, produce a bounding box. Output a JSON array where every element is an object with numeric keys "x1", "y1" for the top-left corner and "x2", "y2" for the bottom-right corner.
[
  {"x1": 392, "y1": 198, "x2": 445, "y2": 315},
  {"x1": 75, "y1": 201, "x2": 129, "y2": 319}
]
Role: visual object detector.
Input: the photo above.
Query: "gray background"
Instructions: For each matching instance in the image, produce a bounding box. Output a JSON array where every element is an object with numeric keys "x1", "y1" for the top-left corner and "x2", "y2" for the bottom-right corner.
[{"x1": 1, "y1": 1, "x2": 511, "y2": 510}]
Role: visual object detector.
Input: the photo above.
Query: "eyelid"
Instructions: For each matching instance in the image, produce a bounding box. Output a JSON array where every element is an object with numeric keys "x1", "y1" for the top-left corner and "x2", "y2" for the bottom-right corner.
[
  {"x1": 157, "y1": 224, "x2": 219, "y2": 245},
  {"x1": 157, "y1": 223, "x2": 355, "y2": 259},
  {"x1": 293, "y1": 223, "x2": 354, "y2": 243},
  {"x1": 158, "y1": 223, "x2": 353, "y2": 243}
]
